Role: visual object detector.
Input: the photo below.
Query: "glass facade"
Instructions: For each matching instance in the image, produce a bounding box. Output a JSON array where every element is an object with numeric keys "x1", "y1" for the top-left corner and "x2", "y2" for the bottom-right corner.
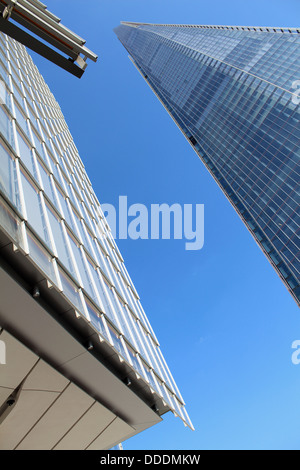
[
  {"x1": 115, "y1": 23, "x2": 300, "y2": 305},
  {"x1": 0, "y1": 32, "x2": 192, "y2": 429}
]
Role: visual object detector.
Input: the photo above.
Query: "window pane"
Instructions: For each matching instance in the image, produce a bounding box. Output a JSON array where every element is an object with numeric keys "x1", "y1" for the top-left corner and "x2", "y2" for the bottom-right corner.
[
  {"x1": 0, "y1": 106, "x2": 14, "y2": 149},
  {"x1": 17, "y1": 131, "x2": 37, "y2": 179},
  {"x1": 32, "y1": 129, "x2": 46, "y2": 161},
  {"x1": 0, "y1": 60, "x2": 9, "y2": 85},
  {"x1": 45, "y1": 205, "x2": 75, "y2": 277},
  {"x1": 67, "y1": 234, "x2": 96, "y2": 299},
  {"x1": 0, "y1": 197, "x2": 23, "y2": 246},
  {"x1": 27, "y1": 230, "x2": 56, "y2": 282},
  {"x1": 15, "y1": 104, "x2": 30, "y2": 139},
  {"x1": 0, "y1": 142, "x2": 20, "y2": 209},
  {"x1": 20, "y1": 169, "x2": 50, "y2": 245},
  {"x1": 59, "y1": 267, "x2": 83, "y2": 313},
  {"x1": 84, "y1": 296, "x2": 108, "y2": 339},
  {"x1": 12, "y1": 83, "x2": 25, "y2": 111},
  {"x1": 55, "y1": 185, "x2": 75, "y2": 230},
  {"x1": 36, "y1": 159, "x2": 55, "y2": 202}
]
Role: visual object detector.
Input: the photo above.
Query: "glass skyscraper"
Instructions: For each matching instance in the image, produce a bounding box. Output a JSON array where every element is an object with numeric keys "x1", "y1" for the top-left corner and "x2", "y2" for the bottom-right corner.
[
  {"x1": 114, "y1": 22, "x2": 300, "y2": 306},
  {"x1": 0, "y1": 26, "x2": 192, "y2": 448}
]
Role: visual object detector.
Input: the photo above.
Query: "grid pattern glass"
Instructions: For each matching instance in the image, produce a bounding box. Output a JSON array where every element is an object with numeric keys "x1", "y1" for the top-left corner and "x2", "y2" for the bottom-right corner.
[
  {"x1": 0, "y1": 32, "x2": 192, "y2": 429},
  {"x1": 115, "y1": 23, "x2": 300, "y2": 305}
]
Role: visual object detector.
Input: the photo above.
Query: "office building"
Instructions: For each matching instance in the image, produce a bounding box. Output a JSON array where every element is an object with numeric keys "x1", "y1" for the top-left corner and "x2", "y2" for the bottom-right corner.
[
  {"x1": 114, "y1": 22, "x2": 300, "y2": 305},
  {"x1": 0, "y1": 9, "x2": 192, "y2": 450}
]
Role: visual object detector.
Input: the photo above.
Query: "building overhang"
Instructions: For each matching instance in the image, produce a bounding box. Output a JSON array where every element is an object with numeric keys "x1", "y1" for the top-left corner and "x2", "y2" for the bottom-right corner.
[
  {"x1": 0, "y1": 0, "x2": 98, "y2": 77},
  {"x1": 0, "y1": 256, "x2": 163, "y2": 449}
]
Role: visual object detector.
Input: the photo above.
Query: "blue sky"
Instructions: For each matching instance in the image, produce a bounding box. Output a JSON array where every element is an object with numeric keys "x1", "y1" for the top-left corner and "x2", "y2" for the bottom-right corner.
[{"x1": 31, "y1": 0, "x2": 300, "y2": 450}]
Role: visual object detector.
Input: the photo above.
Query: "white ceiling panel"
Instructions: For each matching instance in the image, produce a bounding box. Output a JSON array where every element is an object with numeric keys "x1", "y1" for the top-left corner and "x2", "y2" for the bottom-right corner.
[
  {"x1": 0, "y1": 331, "x2": 38, "y2": 390},
  {"x1": 53, "y1": 401, "x2": 116, "y2": 450},
  {"x1": 23, "y1": 359, "x2": 69, "y2": 393},
  {"x1": 0, "y1": 389, "x2": 59, "y2": 449},
  {"x1": 86, "y1": 417, "x2": 135, "y2": 450}
]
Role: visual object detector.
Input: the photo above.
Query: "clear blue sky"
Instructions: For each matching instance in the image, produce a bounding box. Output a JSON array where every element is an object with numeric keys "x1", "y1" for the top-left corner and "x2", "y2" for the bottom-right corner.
[{"x1": 31, "y1": 0, "x2": 300, "y2": 450}]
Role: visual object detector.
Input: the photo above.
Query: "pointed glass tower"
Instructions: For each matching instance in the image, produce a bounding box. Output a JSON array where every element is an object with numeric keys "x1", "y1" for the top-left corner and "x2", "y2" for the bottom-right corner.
[{"x1": 114, "y1": 22, "x2": 300, "y2": 306}]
